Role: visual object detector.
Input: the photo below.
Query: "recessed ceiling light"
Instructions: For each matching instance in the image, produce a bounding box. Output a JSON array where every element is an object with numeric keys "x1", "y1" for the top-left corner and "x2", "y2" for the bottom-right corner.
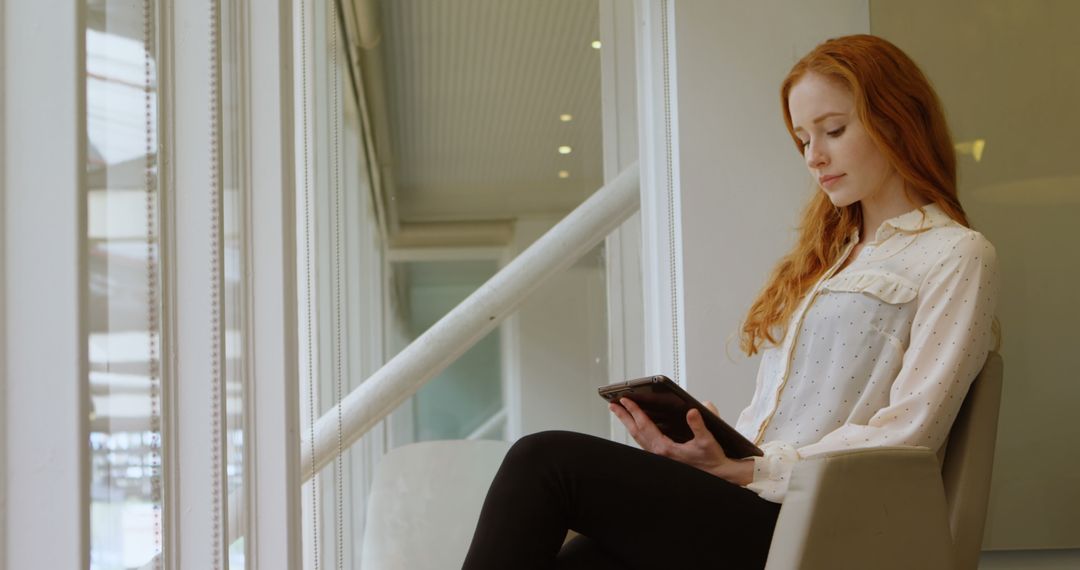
[
  {"x1": 558, "y1": 146, "x2": 572, "y2": 155},
  {"x1": 558, "y1": 170, "x2": 570, "y2": 179},
  {"x1": 591, "y1": 40, "x2": 602, "y2": 50},
  {"x1": 560, "y1": 114, "x2": 573, "y2": 122}
]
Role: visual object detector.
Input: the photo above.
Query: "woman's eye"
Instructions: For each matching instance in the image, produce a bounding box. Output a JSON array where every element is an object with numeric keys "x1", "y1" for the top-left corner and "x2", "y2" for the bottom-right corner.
[{"x1": 799, "y1": 127, "x2": 843, "y2": 149}]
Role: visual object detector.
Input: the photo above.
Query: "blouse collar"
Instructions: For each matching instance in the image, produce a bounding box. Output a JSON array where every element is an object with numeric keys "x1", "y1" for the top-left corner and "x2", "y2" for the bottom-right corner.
[{"x1": 850, "y1": 203, "x2": 955, "y2": 245}]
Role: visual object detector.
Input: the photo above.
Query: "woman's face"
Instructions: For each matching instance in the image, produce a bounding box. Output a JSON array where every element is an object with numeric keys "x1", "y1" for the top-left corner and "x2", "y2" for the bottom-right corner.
[{"x1": 787, "y1": 72, "x2": 903, "y2": 208}]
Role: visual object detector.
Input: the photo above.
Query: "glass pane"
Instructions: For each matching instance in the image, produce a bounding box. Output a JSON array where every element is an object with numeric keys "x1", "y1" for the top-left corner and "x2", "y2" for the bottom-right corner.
[
  {"x1": 872, "y1": 0, "x2": 1080, "y2": 550},
  {"x1": 85, "y1": 0, "x2": 163, "y2": 567},
  {"x1": 222, "y1": 1, "x2": 247, "y2": 566},
  {"x1": 402, "y1": 260, "x2": 503, "y2": 441},
  {"x1": 297, "y1": 0, "x2": 374, "y2": 566}
]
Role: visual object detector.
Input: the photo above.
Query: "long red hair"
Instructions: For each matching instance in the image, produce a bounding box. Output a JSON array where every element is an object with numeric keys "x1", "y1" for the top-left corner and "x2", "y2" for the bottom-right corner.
[{"x1": 740, "y1": 34, "x2": 969, "y2": 356}]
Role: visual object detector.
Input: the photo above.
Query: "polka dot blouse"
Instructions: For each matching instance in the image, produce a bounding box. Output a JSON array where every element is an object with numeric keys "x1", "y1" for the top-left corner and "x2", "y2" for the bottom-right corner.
[{"x1": 734, "y1": 203, "x2": 1000, "y2": 503}]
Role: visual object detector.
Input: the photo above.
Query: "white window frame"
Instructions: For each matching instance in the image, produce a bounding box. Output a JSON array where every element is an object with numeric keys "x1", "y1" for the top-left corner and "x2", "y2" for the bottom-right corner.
[
  {"x1": 163, "y1": 0, "x2": 232, "y2": 565},
  {"x1": 293, "y1": 0, "x2": 322, "y2": 565},
  {"x1": 165, "y1": 1, "x2": 305, "y2": 567},
  {"x1": 1, "y1": 2, "x2": 90, "y2": 568},
  {"x1": 600, "y1": 0, "x2": 645, "y2": 445},
  {"x1": 294, "y1": 0, "x2": 393, "y2": 563},
  {"x1": 0, "y1": 0, "x2": 5, "y2": 557},
  {"x1": 243, "y1": 0, "x2": 303, "y2": 567},
  {"x1": 635, "y1": 0, "x2": 686, "y2": 384},
  {"x1": 1, "y1": 0, "x2": 6, "y2": 557},
  {"x1": 0, "y1": 0, "x2": 303, "y2": 567}
]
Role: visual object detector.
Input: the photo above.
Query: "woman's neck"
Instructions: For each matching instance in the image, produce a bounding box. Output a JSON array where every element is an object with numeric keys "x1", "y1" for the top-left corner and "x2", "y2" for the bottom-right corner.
[{"x1": 858, "y1": 185, "x2": 931, "y2": 244}]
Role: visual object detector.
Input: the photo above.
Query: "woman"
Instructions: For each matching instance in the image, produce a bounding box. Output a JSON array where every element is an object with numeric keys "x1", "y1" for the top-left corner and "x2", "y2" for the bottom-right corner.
[{"x1": 462, "y1": 34, "x2": 999, "y2": 569}]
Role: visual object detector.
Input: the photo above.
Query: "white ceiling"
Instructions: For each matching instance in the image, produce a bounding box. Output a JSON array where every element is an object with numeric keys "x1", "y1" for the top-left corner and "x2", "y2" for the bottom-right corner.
[{"x1": 376, "y1": 0, "x2": 604, "y2": 223}]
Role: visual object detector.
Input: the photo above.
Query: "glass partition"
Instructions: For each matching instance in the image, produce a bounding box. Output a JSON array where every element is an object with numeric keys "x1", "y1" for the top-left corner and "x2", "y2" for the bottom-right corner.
[{"x1": 398, "y1": 260, "x2": 503, "y2": 441}]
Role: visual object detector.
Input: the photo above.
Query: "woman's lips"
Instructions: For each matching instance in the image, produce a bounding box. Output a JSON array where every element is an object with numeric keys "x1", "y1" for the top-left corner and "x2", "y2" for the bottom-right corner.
[{"x1": 820, "y1": 174, "x2": 845, "y2": 188}]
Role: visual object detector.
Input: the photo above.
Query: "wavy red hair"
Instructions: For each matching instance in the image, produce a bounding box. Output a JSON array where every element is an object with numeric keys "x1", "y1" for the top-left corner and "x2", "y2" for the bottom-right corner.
[{"x1": 740, "y1": 34, "x2": 970, "y2": 356}]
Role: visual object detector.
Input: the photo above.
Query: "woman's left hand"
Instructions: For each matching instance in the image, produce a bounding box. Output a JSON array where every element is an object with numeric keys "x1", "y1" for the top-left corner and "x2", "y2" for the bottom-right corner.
[{"x1": 610, "y1": 398, "x2": 754, "y2": 486}]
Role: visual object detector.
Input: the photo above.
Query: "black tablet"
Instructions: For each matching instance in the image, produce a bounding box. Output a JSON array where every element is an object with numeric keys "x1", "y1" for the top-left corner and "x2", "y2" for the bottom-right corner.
[{"x1": 599, "y1": 375, "x2": 763, "y2": 459}]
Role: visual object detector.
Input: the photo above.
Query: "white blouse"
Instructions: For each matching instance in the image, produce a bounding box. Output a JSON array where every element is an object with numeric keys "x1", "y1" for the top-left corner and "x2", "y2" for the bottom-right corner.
[{"x1": 735, "y1": 203, "x2": 999, "y2": 503}]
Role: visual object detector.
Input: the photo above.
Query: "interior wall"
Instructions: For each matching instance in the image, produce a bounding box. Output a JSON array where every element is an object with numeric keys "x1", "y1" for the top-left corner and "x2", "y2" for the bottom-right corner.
[
  {"x1": 665, "y1": 0, "x2": 1079, "y2": 563},
  {"x1": 670, "y1": 0, "x2": 869, "y2": 419},
  {"x1": 870, "y1": 0, "x2": 1080, "y2": 551}
]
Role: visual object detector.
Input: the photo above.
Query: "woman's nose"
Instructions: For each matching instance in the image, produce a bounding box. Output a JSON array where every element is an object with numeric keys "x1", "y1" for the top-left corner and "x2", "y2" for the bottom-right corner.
[{"x1": 805, "y1": 143, "x2": 828, "y2": 168}]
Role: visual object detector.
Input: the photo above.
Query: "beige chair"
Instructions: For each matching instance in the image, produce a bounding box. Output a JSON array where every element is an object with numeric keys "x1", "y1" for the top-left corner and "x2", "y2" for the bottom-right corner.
[
  {"x1": 765, "y1": 352, "x2": 1003, "y2": 569},
  {"x1": 360, "y1": 439, "x2": 513, "y2": 569},
  {"x1": 360, "y1": 353, "x2": 1003, "y2": 569}
]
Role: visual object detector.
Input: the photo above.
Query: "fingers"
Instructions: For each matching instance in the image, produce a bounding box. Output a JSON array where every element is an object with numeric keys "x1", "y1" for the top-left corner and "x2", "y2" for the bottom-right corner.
[
  {"x1": 686, "y1": 409, "x2": 728, "y2": 458},
  {"x1": 608, "y1": 402, "x2": 634, "y2": 431},
  {"x1": 703, "y1": 400, "x2": 719, "y2": 416},
  {"x1": 609, "y1": 398, "x2": 670, "y2": 453},
  {"x1": 609, "y1": 401, "x2": 648, "y2": 443},
  {"x1": 686, "y1": 408, "x2": 712, "y2": 441},
  {"x1": 618, "y1": 397, "x2": 652, "y2": 430}
]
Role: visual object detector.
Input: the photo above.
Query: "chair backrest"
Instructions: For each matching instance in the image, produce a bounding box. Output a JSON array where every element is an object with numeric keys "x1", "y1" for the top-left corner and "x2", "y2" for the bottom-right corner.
[{"x1": 940, "y1": 352, "x2": 1004, "y2": 570}]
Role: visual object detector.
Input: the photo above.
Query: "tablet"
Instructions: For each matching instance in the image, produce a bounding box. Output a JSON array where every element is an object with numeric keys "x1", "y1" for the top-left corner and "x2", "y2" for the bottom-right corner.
[{"x1": 599, "y1": 375, "x2": 763, "y2": 458}]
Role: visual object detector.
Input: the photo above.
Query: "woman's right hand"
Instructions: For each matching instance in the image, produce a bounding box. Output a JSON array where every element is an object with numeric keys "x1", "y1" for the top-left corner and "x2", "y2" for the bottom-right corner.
[{"x1": 609, "y1": 397, "x2": 751, "y2": 484}]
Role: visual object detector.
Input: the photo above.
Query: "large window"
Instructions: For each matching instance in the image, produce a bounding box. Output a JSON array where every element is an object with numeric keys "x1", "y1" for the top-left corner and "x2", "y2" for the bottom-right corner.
[
  {"x1": 295, "y1": 0, "x2": 385, "y2": 564},
  {"x1": 86, "y1": 0, "x2": 250, "y2": 567},
  {"x1": 6, "y1": 0, "x2": 612, "y2": 566}
]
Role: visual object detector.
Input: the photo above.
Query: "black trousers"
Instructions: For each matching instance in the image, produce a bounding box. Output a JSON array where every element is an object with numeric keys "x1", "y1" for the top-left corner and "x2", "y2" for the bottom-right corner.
[{"x1": 462, "y1": 430, "x2": 781, "y2": 570}]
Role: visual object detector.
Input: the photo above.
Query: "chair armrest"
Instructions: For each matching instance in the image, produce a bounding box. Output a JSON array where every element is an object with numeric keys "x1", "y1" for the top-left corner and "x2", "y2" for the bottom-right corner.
[{"x1": 764, "y1": 446, "x2": 953, "y2": 570}]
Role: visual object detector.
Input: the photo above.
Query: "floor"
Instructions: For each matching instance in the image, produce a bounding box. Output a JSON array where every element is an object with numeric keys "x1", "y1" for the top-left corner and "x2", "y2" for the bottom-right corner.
[{"x1": 980, "y1": 549, "x2": 1080, "y2": 569}]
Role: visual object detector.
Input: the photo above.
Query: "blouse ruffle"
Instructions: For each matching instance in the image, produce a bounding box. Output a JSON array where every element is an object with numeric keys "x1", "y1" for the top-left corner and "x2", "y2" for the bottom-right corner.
[{"x1": 822, "y1": 269, "x2": 918, "y2": 305}]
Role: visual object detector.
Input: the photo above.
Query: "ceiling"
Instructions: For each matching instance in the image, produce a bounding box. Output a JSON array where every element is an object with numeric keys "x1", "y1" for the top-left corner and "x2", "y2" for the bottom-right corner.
[{"x1": 374, "y1": 0, "x2": 604, "y2": 224}]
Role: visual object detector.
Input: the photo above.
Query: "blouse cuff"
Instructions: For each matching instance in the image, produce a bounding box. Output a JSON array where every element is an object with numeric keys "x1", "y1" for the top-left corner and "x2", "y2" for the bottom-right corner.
[{"x1": 746, "y1": 440, "x2": 800, "y2": 503}]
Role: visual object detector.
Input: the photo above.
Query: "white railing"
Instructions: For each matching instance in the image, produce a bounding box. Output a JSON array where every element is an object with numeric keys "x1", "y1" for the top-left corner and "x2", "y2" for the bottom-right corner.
[{"x1": 300, "y1": 163, "x2": 640, "y2": 478}]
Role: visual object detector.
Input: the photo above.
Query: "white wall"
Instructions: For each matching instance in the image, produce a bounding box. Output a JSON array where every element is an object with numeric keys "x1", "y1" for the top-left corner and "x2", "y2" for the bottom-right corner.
[
  {"x1": 671, "y1": 0, "x2": 869, "y2": 419},
  {"x1": 870, "y1": 0, "x2": 1080, "y2": 553}
]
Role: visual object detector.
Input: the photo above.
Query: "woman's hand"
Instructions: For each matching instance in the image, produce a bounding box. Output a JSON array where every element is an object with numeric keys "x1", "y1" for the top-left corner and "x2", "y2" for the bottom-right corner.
[{"x1": 610, "y1": 398, "x2": 754, "y2": 486}]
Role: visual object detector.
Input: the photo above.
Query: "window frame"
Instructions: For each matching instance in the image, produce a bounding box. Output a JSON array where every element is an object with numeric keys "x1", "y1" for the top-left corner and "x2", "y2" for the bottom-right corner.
[{"x1": 1, "y1": 1, "x2": 91, "y2": 568}]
